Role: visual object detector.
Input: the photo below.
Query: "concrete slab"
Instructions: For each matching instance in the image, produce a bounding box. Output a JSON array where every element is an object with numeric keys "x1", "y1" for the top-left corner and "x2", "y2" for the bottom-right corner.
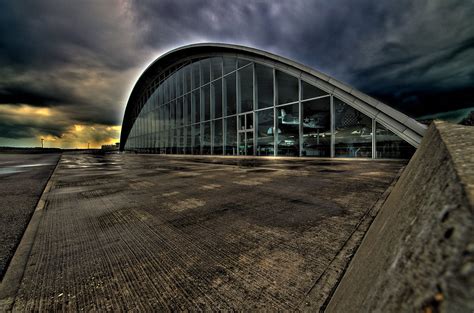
[
  {"x1": 326, "y1": 121, "x2": 474, "y2": 312},
  {"x1": 1, "y1": 154, "x2": 404, "y2": 310},
  {"x1": 0, "y1": 153, "x2": 60, "y2": 279}
]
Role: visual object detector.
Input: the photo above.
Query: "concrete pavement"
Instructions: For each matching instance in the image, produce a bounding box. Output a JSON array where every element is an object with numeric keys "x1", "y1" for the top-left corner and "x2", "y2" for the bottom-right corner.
[
  {"x1": 1, "y1": 153, "x2": 404, "y2": 311},
  {"x1": 0, "y1": 153, "x2": 60, "y2": 279}
]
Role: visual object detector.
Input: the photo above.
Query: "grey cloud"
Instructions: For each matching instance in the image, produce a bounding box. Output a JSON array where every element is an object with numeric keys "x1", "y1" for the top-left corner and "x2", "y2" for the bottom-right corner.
[
  {"x1": 0, "y1": 0, "x2": 144, "y2": 71},
  {"x1": 147, "y1": 0, "x2": 473, "y2": 116},
  {"x1": 0, "y1": 84, "x2": 64, "y2": 107},
  {"x1": 0, "y1": 0, "x2": 149, "y2": 141},
  {"x1": 0, "y1": 113, "x2": 68, "y2": 139},
  {"x1": 0, "y1": 0, "x2": 473, "y2": 143},
  {"x1": 0, "y1": 123, "x2": 39, "y2": 139}
]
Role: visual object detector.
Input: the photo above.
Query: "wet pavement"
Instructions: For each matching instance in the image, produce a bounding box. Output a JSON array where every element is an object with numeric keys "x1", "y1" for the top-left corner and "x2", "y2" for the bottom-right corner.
[
  {"x1": 0, "y1": 153, "x2": 60, "y2": 279},
  {"x1": 3, "y1": 153, "x2": 404, "y2": 310}
]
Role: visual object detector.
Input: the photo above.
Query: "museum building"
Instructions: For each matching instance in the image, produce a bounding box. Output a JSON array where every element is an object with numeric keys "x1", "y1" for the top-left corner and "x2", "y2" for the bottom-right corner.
[{"x1": 120, "y1": 43, "x2": 426, "y2": 158}]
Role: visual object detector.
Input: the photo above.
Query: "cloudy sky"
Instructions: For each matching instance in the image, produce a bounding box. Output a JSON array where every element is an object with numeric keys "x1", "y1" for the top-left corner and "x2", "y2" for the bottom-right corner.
[{"x1": 0, "y1": 0, "x2": 473, "y2": 148}]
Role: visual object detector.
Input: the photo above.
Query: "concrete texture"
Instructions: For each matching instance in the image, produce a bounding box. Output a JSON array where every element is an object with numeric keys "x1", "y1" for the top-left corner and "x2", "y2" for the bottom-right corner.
[
  {"x1": 0, "y1": 153, "x2": 60, "y2": 279},
  {"x1": 326, "y1": 121, "x2": 474, "y2": 312},
  {"x1": 0, "y1": 154, "x2": 404, "y2": 311}
]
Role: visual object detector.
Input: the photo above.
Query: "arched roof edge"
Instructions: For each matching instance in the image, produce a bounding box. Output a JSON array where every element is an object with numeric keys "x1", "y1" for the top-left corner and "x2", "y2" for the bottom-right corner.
[{"x1": 120, "y1": 43, "x2": 427, "y2": 150}]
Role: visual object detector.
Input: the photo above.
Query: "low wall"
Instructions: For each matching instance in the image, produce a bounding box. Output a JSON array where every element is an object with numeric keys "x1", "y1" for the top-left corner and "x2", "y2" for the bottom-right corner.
[{"x1": 326, "y1": 121, "x2": 474, "y2": 312}]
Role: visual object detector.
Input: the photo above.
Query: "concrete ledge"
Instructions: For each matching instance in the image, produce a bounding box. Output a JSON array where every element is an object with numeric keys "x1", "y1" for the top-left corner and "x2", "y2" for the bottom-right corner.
[
  {"x1": 0, "y1": 155, "x2": 61, "y2": 311},
  {"x1": 325, "y1": 121, "x2": 474, "y2": 312}
]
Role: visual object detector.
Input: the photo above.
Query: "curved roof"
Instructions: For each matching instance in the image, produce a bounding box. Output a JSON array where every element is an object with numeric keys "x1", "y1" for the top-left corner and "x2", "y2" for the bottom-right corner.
[{"x1": 120, "y1": 43, "x2": 427, "y2": 150}]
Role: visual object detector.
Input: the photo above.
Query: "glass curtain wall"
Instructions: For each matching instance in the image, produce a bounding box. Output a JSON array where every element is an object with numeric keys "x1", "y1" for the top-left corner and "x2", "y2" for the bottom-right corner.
[
  {"x1": 302, "y1": 96, "x2": 331, "y2": 157},
  {"x1": 375, "y1": 122, "x2": 416, "y2": 158},
  {"x1": 334, "y1": 98, "x2": 372, "y2": 158},
  {"x1": 125, "y1": 56, "x2": 415, "y2": 159}
]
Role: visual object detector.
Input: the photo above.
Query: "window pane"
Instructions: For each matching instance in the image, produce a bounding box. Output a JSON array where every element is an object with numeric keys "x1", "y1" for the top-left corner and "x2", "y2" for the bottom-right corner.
[
  {"x1": 202, "y1": 84, "x2": 210, "y2": 121},
  {"x1": 257, "y1": 109, "x2": 274, "y2": 156},
  {"x1": 238, "y1": 58, "x2": 251, "y2": 68},
  {"x1": 201, "y1": 59, "x2": 210, "y2": 85},
  {"x1": 153, "y1": 111, "x2": 158, "y2": 150},
  {"x1": 246, "y1": 113, "x2": 253, "y2": 130},
  {"x1": 170, "y1": 100, "x2": 175, "y2": 129},
  {"x1": 213, "y1": 119, "x2": 223, "y2": 155},
  {"x1": 192, "y1": 90, "x2": 200, "y2": 123},
  {"x1": 223, "y1": 57, "x2": 236, "y2": 75},
  {"x1": 211, "y1": 57, "x2": 222, "y2": 80},
  {"x1": 239, "y1": 65, "x2": 253, "y2": 113},
  {"x1": 192, "y1": 62, "x2": 200, "y2": 89},
  {"x1": 163, "y1": 80, "x2": 169, "y2": 103},
  {"x1": 302, "y1": 97, "x2": 331, "y2": 157},
  {"x1": 256, "y1": 64, "x2": 273, "y2": 109},
  {"x1": 302, "y1": 80, "x2": 327, "y2": 100},
  {"x1": 213, "y1": 79, "x2": 222, "y2": 119},
  {"x1": 202, "y1": 122, "x2": 211, "y2": 154},
  {"x1": 225, "y1": 73, "x2": 236, "y2": 116},
  {"x1": 158, "y1": 85, "x2": 164, "y2": 105},
  {"x1": 180, "y1": 127, "x2": 186, "y2": 153},
  {"x1": 376, "y1": 122, "x2": 415, "y2": 159},
  {"x1": 276, "y1": 70, "x2": 298, "y2": 104},
  {"x1": 277, "y1": 103, "x2": 299, "y2": 156},
  {"x1": 177, "y1": 69, "x2": 183, "y2": 97},
  {"x1": 175, "y1": 128, "x2": 180, "y2": 153},
  {"x1": 179, "y1": 127, "x2": 184, "y2": 153},
  {"x1": 169, "y1": 74, "x2": 176, "y2": 100},
  {"x1": 184, "y1": 94, "x2": 191, "y2": 125},
  {"x1": 162, "y1": 102, "x2": 168, "y2": 131},
  {"x1": 184, "y1": 65, "x2": 192, "y2": 93},
  {"x1": 176, "y1": 127, "x2": 181, "y2": 153},
  {"x1": 335, "y1": 99, "x2": 372, "y2": 158},
  {"x1": 176, "y1": 97, "x2": 183, "y2": 127},
  {"x1": 158, "y1": 106, "x2": 163, "y2": 132},
  {"x1": 186, "y1": 126, "x2": 192, "y2": 154},
  {"x1": 239, "y1": 114, "x2": 246, "y2": 131},
  {"x1": 154, "y1": 107, "x2": 160, "y2": 138},
  {"x1": 225, "y1": 116, "x2": 237, "y2": 155},
  {"x1": 168, "y1": 128, "x2": 174, "y2": 153},
  {"x1": 162, "y1": 130, "x2": 167, "y2": 152},
  {"x1": 192, "y1": 123, "x2": 200, "y2": 154}
]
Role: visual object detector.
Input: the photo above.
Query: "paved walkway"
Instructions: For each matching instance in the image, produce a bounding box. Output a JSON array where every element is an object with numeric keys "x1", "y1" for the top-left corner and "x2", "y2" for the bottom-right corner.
[
  {"x1": 0, "y1": 153, "x2": 60, "y2": 279},
  {"x1": 3, "y1": 154, "x2": 404, "y2": 310}
]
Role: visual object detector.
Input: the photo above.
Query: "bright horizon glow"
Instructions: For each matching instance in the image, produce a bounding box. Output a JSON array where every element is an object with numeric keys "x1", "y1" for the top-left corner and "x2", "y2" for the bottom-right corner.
[{"x1": 0, "y1": 104, "x2": 120, "y2": 148}]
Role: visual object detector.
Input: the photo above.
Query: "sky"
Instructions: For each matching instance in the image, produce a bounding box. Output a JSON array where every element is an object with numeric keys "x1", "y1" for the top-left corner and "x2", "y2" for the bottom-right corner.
[{"x1": 0, "y1": 0, "x2": 473, "y2": 148}]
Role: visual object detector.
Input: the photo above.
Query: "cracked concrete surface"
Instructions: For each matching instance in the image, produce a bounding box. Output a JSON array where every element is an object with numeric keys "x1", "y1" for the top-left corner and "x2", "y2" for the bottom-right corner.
[{"x1": 1, "y1": 154, "x2": 404, "y2": 311}]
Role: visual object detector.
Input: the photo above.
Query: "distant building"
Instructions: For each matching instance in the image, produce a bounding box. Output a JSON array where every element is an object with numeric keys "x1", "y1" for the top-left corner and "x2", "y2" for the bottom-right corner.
[
  {"x1": 120, "y1": 43, "x2": 426, "y2": 159},
  {"x1": 101, "y1": 143, "x2": 120, "y2": 151}
]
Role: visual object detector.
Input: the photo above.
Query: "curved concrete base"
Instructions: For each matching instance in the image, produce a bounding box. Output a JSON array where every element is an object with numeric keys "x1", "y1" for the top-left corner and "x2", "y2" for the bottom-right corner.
[{"x1": 326, "y1": 121, "x2": 474, "y2": 312}]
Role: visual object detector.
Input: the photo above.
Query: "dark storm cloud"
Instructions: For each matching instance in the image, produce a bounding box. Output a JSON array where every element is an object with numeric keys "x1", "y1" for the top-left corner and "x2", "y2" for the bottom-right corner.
[
  {"x1": 0, "y1": 123, "x2": 38, "y2": 139},
  {"x1": 0, "y1": 0, "x2": 147, "y2": 141},
  {"x1": 0, "y1": 0, "x2": 473, "y2": 144},
  {"x1": 130, "y1": 0, "x2": 474, "y2": 116},
  {"x1": 0, "y1": 122, "x2": 64, "y2": 140},
  {"x1": 0, "y1": 84, "x2": 63, "y2": 107},
  {"x1": 0, "y1": 1, "x2": 141, "y2": 71}
]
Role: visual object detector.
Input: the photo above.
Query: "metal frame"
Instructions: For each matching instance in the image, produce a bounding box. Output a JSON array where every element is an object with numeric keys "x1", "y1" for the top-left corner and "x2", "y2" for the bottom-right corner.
[{"x1": 123, "y1": 44, "x2": 426, "y2": 159}]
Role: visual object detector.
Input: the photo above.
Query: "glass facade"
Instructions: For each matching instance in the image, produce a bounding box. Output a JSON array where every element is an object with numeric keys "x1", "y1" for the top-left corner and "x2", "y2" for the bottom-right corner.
[
  {"x1": 124, "y1": 56, "x2": 415, "y2": 159},
  {"x1": 334, "y1": 98, "x2": 372, "y2": 158},
  {"x1": 302, "y1": 96, "x2": 331, "y2": 157},
  {"x1": 277, "y1": 103, "x2": 299, "y2": 156},
  {"x1": 375, "y1": 122, "x2": 416, "y2": 159}
]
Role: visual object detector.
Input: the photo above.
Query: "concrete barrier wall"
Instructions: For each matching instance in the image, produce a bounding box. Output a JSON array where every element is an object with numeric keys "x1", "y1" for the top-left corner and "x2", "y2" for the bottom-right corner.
[{"x1": 326, "y1": 121, "x2": 474, "y2": 312}]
